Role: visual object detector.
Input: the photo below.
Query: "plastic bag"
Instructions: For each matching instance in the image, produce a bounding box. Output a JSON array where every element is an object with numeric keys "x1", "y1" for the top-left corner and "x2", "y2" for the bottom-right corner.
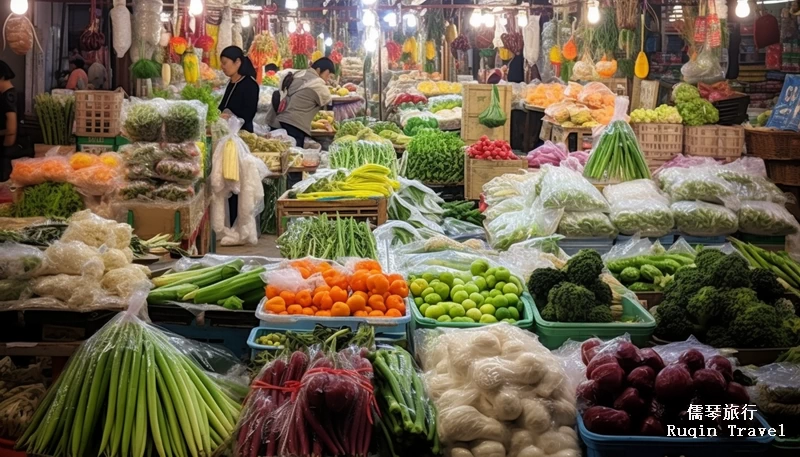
[
  {"x1": 110, "y1": 3, "x2": 131, "y2": 57},
  {"x1": 119, "y1": 180, "x2": 156, "y2": 200},
  {"x1": 42, "y1": 240, "x2": 103, "y2": 277},
  {"x1": 557, "y1": 211, "x2": 618, "y2": 239},
  {"x1": 442, "y1": 217, "x2": 485, "y2": 239},
  {"x1": 486, "y1": 197, "x2": 563, "y2": 250},
  {"x1": 133, "y1": 0, "x2": 162, "y2": 47},
  {"x1": 717, "y1": 165, "x2": 788, "y2": 203},
  {"x1": 538, "y1": 165, "x2": 610, "y2": 212},
  {"x1": 742, "y1": 363, "x2": 800, "y2": 415},
  {"x1": 152, "y1": 182, "x2": 195, "y2": 201},
  {"x1": 154, "y1": 158, "x2": 201, "y2": 183},
  {"x1": 9, "y1": 156, "x2": 71, "y2": 186},
  {"x1": 70, "y1": 164, "x2": 121, "y2": 196},
  {"x1": 737, "y1": 200, "x2": 799, "y2": 236},
  {"x1": 604, "y1": 180, "x2": 675, "y2": 237},
  {"x1": 659, "y1": 165, "x2": 738, "y2": 206},
  {"x1": 577, "y1": 82, "x2": 616, "y2": 109},
  {"x1": 60, "y1": 209, "x2": 133, "y2": 249},
  {"x1": 671, "y1": 201, "x2": 739, "y2": 236},
  {"x1": 0, "y1": 243, "x2": 44, "y2": 279},
  {"x1": 681, "y1": 45, "x2": 725, "y2": 84},
  {"x1": 388, "y1": 193, "x2": 444, "y2": 233},
  {"x1": 527, "y1": 141, "x2": 568, "y2": 168},
  {"x1": 416, "y1": 325, "x2": 579, "y2": 455}
]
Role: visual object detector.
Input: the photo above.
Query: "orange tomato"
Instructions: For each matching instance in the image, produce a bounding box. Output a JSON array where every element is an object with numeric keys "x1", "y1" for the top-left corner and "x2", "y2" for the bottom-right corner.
[
  {"x1": 367, "y1": 274, "x2": 390, "y2": 295},
  {"x1": 368, "y1": 310, "x2": 385, "y2": 317},
  {"x1": 389, "y1": 280, "x2": 409, "y2": 298},
  {"x1": 265, "y1": 297, "x2": 286, "y2": 314},
  {"x1": 387, "y1": 273, "x2": 404, "y2": 284},
  {"x1": 317, "y1": 262, "x2": 332, "y2": 271},
  {"x1": 331, "y1": 302, "x2": 350, "y2": 316},
  {"x1": 279, "y1": 311, "x2": 289, "y2": 315},
  {"x1": 346, "y1": 294, "x2": 367, "y2": 312},
  {"x1": 320, "y1": 293, "x2": 333, "y2": 310},
  {"x1": 279, "y1": 291, "x2": 296, "y2": 306},
  {"x1": 297, "y1": 267, "x2": 312, "y2": 279},
  {"x1": 316, "y1": 310, "x2": 331, "y2": 317},
  {"x1": 355, "y1": 260, "x2": 382, "y2": 272},
  {"x1": 330, "y1": 286, "x2": 348, "y2": 303},
  {"x1": 386, "y1": 308, "x2": 402, "y2": 317},
  {"x1": 312, "y1": 291, "x2": 325, "y2": 307},
  {"x1": 311, "y1": 306, "x2": 318, "y2": 313},
  {"x1": 365, "y1": 306, "x2": 373, "y2": 313},
  {"x1": 313, "y1": 285, "x2": 331, "y2": 296},
  {"x1": 296, "y1": 290, "x2": 312, "y2": 307},
  {"x1": 287, "y1": 304, "x2": 303, "y2": 315},
  {"x1": 266, "y1": 285, "x2": 280, "y2": 299},
  {"x1": 302, "y1": 307, "x2": 314, "y2": 315},
  {"x1": 368, "y1": 294, "x2": 386, "y2": 312},
  {"x1": 354, "y1": 310, "x2": 368, "y2": 317},
  {"x1": 386, "y1": 294, "x2": 405, "y2": 310},
  {"x1": 349, "y1": 270, "x2": 369, "y2": 292}
]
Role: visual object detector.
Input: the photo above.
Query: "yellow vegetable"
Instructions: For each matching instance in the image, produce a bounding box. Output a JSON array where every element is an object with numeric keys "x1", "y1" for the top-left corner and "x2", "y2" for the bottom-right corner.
[
  {"x1": 445, "y1": 24, "x2": 458, "y2": 44},
  {"x1": 162, "y1": 63, "x2": 171, "y2": 86},
  {"x1": 499, "y1": 47, "x2": 513, "y2": 61},
  {"x1": 183, "y1": 49, "x2": 199, "y2": 84},
  {"x1": 549, "y1": 46, "x2": 562, "y2": 64},
  {"x1": 222, "y1": 138, "x2": 239, "y2": 181},
  {"x1": 634, "y1": 14, "x2": 649, "y2": 79},
  {"x1": 425, "y1": 41, "x2": 436, "y2": 60},
  {"x1": 562, "y1": 37, "x2": 577, "y2": 61},
  {"x1": 311, "y1": 50, "x2": 323, "y2": 62},
  {"x1": 69, "y1": 152, "x2": 98, "y2": 170}
]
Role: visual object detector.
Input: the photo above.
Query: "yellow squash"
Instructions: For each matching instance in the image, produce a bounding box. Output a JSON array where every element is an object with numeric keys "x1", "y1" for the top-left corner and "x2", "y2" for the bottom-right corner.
[
  {"x1": 499, "y1": 47, "x2": 513, "y2": 61},
  {"x1": 445, "y1": 23, "x2": 457, "y2": 44},
  {"x1": 183, "y1": 48, "x2": 199, "y2": 84},
  {"x1": 425, "y1": 41, "x2": 436, "y2": 60},
  {"x1": 634, "y1": 14, "x2": 649, "y2": 79},
  {"x1": 222, "y1": 138, "x2": 239, "y2": 181},
  {"x1": 161, "y1": 63, "x2": 171, "y2": 86}
]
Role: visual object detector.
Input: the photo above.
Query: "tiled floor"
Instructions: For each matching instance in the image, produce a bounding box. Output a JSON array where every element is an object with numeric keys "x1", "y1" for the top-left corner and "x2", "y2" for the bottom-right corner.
[{"x1": 215, "y1": 234, "x2": 282, "y2": 258}]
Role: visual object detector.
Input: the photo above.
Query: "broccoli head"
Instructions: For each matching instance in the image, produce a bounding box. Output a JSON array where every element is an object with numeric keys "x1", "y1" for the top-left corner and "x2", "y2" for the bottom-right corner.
[
  {"x1": 722, "y1": 288, "x2": 763, "y2": 324},
  {"x1": 704, "y1": 325, "x2": 737, "y2": 348},
  {"x1": 694, "y1": 248, "x2": 725, "y2": 274},
  {"x1": 588, "y1": 277, "x2": 613, "y2": 306},
  {"x1": 587, "y1": 305, "x2": 614, "y2": 323},
  {"x1": 731, "y1": 304, "x2": 792, "y2": 348},
  {"x1": 663, "y1": 267, "x2": 707, "y2": 308},
  {"x1": 686, "y1": 286, "x2": 723, "y2": 328},
  {"x1": 539, "y1": 303, "x2": 557, "y2": 322},
  {"x1": 750, "y1": 268, "x2": 785, "y2": 304},
  {"x1": 565, "y1": 249, "x2": 603, "y2": 287},
  {"x1": 775, "y1": 298, "x2": 797, "y2": 319},
  {"x1": 711, "y1": 254, "x2": 751, "y2": 290},
  {"x1": 654, "y1": 302, "x2": 696, "y2": 342},
  {"x1": 528, "y1": 267, "x2": 566, "y2": 303},
  {"x1": 548, "y1": 282, "x2": 595, "y2": 322},
  {"x1": 783, "y1": 317, "x2": 800, "y2": 346}
]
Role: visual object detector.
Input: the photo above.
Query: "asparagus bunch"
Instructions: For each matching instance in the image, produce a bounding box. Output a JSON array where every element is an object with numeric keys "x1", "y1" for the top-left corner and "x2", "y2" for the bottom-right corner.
[{"x1": 34, "y1": 93, "x2": 74, "y2": 146}]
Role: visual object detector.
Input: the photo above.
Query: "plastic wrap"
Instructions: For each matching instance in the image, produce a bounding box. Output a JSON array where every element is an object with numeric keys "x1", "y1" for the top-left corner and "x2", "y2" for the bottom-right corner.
[
  {"x1": 486, "y1": 198, "x2": 563, "y2": 251},
  {"x1": 121, "y1": 98, "x2": 207, "y2": 143},
  {"x1": 671, "y1": 201, "x2": 739, "y2": 236},
  {"x1": 70, "y1": 163, "x2": 121, "y2": 196},
  {"x1": 133, "y1": 0, "x2": 162, "y2": 47},
  {"x1": 482, "y1": 172, "x2": 539, "y2": 208},
  {"x1": 681, "y1": 45, "x2": 725, "y2": 84},
  {"x1": 0, "y1": 243, "x2": 44, "y2": 279},
  {"x1": 416, "y1": 324, "x2": 579, "y2": 456},
  {"x1": 604, "y1": 180, "x2": 675, "y2": 237},
  {"x1": 110, "y1": 3, "x2": 132, "y2": 57},
  {"x1": 101, "y1": 263, "x2": 151, "y2": 298},
  {"x1": 388, "y1": 193, "x2": 444, "y2": 233},
  {"x1": 442, "y1": 217, "x2": 485, "y2": 239},
  {"x1": 557, "y1": 211, "x2": 618, "y2": 239},
  {"x1": 526, "y1": 141, "x2": 568, "y2": 168},
  {"x1": 217, "y1": 7, "x2": 233, "y2": 53},
  {"x1": 743, "y1": 363, "x2": 800, "y2": 416},
  {"x1": 660, "y1": 166, "x2": 738, "y2": 206},
  {"x1": 538, "y1": 165, "x2": 610, "y2": 212},
  {"x1": 737, "y1": 200, "x2": 799, "y2": 236},
  {"x1": 60, "y1": 209, "x2": 132, "y2": 249},
  {"x1": 428, "y1": 94, "x2": 463, "y2": 113},
  {"x1": 154, "y1": 158, "x2": 201, "y2": 183},
  {"x1": 9, "y1": 156, "x2": 70, "y2": 186},
  {"x1": 42, "y1": 240, "x2": 103, "y2": 277},
  {"x1": 717, "y1": 164, "x2": 788, "y2": 203}
]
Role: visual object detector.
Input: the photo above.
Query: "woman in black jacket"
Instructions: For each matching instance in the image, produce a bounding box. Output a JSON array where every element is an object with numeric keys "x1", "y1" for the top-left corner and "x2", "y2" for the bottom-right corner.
[{"x1": 219, "y1": 46, "x2": 259, "y2": 133}]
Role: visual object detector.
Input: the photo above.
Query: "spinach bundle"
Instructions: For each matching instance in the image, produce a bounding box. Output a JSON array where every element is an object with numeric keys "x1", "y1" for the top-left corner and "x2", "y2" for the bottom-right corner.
[{"x1": 404, "y1": 130, "x2": 464, "y2": 184}]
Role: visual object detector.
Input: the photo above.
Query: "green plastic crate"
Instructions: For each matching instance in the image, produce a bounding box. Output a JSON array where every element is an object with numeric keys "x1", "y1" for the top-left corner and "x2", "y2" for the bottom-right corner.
[
  {"x1": 411, "y1": 292, "x2": 534, "y2": 330},
  {"x1": 530, "y1": 295, "x2": 656, "y2": 350}
]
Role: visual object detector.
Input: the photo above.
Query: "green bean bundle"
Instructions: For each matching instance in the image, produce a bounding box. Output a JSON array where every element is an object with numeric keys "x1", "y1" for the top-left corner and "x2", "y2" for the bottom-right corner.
[{"x1": 16, "y1": 308, "x2": 247, "y2": 457}]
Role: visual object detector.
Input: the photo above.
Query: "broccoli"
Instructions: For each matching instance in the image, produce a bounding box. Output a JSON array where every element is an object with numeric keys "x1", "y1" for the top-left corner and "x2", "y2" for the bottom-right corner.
[
  {"x1": 750, "y1": 268, "x2": 785, "y2": 304},
  {"x1": 775, "y1": 298, "x2": 796, "y2": 319},
  {"x1": 663, "y1": 267, "x2": 707, "y2": 308},
  {"x1": 540, "y1": 304, "x2": 557, "y2": 322},
  {"x1": 783, "y1": 317, "x2": 800, "y2": 346},
  {"x1": 722, "y1": 288, "x2": 764, "y2": 324},
  {"x1": 686, "y1": 286, "x2": 723, "y2": 328},
  {"x1": 732, "y1": 304, "x2": 792, "y2": 348},
  {"x1": 564, "y1": 249, "x2": 603, "y2": 287},
  {"x1": 654, "y1": 302, "x2": 697, "y2": 342},
  {"x1": 527, "y1": 268, "x2": 567, "y2": 303},
  {"x1": 587, "y1": 305, "x2": 614, "y2": 323},
  {"x1": 694, "y1": 248, "x2": 725, "y2": 274},
  {"x1": 548, "y1": 282, "x2": 596, "y2": 322},
  {"x1": 711, "y1": 254, "x2": 751, "y2": 290},
  {"x1": 705, "y1": 325, "x2": 737, "y2": 348},
  {"x1": 620, "y1": 267, "x2": 641, "y2": 284},
  {"x1": 588, "y1": 278, "x2": 612, "y2": 306}
]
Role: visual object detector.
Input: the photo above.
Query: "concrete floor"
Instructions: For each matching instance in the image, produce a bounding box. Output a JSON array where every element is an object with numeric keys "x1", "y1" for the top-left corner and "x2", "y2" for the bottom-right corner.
[{"x1": 215, "y1": 234, "x2": 282, "y2": 258}]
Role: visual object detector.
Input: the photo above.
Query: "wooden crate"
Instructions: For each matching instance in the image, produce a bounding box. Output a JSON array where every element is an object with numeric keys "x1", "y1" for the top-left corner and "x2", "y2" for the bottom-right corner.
[
  {"x1": 597, "y1": 78, "x2": 630, "y2": 96},
  {"x1": 464, "y1": 155, "x2": 528, "y2": 200},
  {"x1": 75, "y1": 89, "x2": 123, "y2": 137},
  {"x1": 462, "y1": 84, "x2": 511, "y2": 143},
  {"x1": 117, "y1": 185, "x2": 208, "y2": 241},
  {"x1": 683, "y1": 125, "x2": 744, "y2": 160},
  {"x1": 276, "y1": 192, "x2": 387, "y2": 235},
  {"x1": 632, "y1": 123, "x2": 683, "y2": 160},
  {"x1": 549, "y1": 123, "x2": 594, "y2": 151}
]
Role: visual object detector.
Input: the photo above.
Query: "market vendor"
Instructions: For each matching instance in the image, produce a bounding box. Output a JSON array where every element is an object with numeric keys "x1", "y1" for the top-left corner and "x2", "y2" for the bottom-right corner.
[
  {"x1": 65, "y1": 58, "x2": 88, "y2": 90},
  {"x1": 219, "y1": 46, "x2": 259, "y2": 133},
  {"x1": 268, "y1": 57, "x2": 334, "y2": 147},
  {"x1": 0, "y1": 61, "x2": 29, "y2": 182}
]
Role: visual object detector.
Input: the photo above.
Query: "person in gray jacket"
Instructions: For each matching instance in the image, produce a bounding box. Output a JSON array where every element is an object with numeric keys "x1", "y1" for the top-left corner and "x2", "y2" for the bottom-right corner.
[{"x1": 268, "y1": 58, "x2": 334, "y2": 147}]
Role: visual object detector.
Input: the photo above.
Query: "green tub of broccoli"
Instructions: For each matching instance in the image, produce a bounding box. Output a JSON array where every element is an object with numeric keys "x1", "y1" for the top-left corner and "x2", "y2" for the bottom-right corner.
[{"x1": 530, "y1": 295, "x2": 656, "y2": 350}]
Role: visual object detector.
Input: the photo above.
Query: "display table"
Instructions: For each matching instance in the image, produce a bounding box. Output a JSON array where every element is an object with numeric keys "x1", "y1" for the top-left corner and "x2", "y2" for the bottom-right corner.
[{"x1": 276, "y1": 192, "x2": 388, "y2": 235}]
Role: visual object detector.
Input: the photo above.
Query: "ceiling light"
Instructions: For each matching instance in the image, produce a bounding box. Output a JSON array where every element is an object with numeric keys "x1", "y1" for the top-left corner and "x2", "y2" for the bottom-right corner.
[
  {"x1": 587, "y1": 1, "x2": 601, "y2": 24},
  {"x1": 189, "y1": 0, "x2": 202, "y2": 17},
  {"x1": 10, "y1": 0, "x2": 28, "y2": 15},
  {"x1": 469, "y1": 9, "x2": 482, "y2": 27},
  {"x1": 384, "y1": 12, "x2": 397, "y2": 28},
  {"x1": 285, "y1": 0, "x2": 298, "y2": 10},
  {"x1": 303, "y1": 22, "x2": 310, "y2": 32},
  {"x1": 404, "y1": 13, "x2": 417, "y2": 28},
  {"x1": 325, "y1": 37, "x2": 333, "y2": 46},
  {"x1": 362, "y1": 10, "x2": 376, "y2": 27},
  {"x1": 736, "y1": 0, "x2": 751, "y2": 17},
  {"x1": 288, "y1": 20, "x2": 297, "y2": 33},
  {"x1": 240, "y1": 14, "x2": 251, "y2": 28},
  {"x1": 483, "y1": 13, "x2": 494, "y2": 27}
]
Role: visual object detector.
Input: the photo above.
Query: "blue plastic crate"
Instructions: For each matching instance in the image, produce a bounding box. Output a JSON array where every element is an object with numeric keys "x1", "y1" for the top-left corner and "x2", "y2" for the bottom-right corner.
[
  {"x1": 680, "y1": 234, "x2": 728, "y2": 246},
  {"x1": 615, "y1": 233, "x2": 676, "y2": 248},
  {"x1": 256, "y1": 297, "x2": 410, "y2": 334},
  {"x1": 578, "y1": 414, "x2": 774, "y2": 457},
  {"x1": 247, "y1": 326, "x2": 406, "y2": 360},
  {"x1": 559, "y1": 238, "x2": 615, "y2": 256}
]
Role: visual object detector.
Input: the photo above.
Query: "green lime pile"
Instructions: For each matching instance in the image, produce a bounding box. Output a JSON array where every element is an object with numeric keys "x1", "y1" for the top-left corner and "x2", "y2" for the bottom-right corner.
[
  {"x1": 408, "y1": 259, "x2": 525, "y2": 324},
  {"x1": 256, "y1": 332, "x2": 286, "y2": 348}
]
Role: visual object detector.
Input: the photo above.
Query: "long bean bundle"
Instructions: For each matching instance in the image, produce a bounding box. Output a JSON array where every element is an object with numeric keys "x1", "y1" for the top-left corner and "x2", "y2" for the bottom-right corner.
[
  {"x1": 277, "y1": 213, "x2": 378, "y2": 260},
  {"x1": 16, "y1": 293, "x2": 248, "y2": 457}
]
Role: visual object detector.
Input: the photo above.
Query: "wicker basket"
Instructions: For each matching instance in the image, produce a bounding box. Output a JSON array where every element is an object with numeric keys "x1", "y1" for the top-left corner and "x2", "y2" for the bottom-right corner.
[
  {"x1": 632, "y1": 123, "x2": 683, "y2": 160},
  {"x1": 745, "y1": 127, "x2": 800, "y2": 160},
  {"x1": 75, "y1": 90, "x2": 124, "y2": 137},
  {"x1": 765, "y1": 160, "x2": 800, "y2": 186},
  {"x1": 683, "y1": 125, "x2": 744, "y2": 161}
]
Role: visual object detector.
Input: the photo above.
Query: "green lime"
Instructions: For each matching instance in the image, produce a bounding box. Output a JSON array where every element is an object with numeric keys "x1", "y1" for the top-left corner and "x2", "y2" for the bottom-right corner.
[{"x1": 495, "y1": 307, "x2": 511, "y2": 320}]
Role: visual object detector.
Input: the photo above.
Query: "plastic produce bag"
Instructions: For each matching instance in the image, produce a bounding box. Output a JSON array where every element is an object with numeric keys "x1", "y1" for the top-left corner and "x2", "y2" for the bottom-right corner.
[
  {"x1": 388, "y1": 193, "x2": 444, "y2": 233},
  {"x1": 133, "y1": 0, "x2": 162, "y2": 47},
  {"x1": 604, "y1": 180, "x2": 675, "y2": 237},
  {"x1": 486, "y1": 198, "x2": 563, "y2": 250},
  {"x1": 42, "y1": 240, "x2": 103, "y2": 277},
  {"x1": 110, "y1": 1, "x2": 131, "y2": 57},
  {"x1": 557, "y1": 211, "x2": 618, "y2": 239},
  {"x1": 538, "y1": 165, "x2": 610, "y2": 212},
  {"x1": 478, "y1": 84, "x2": 507, "y2": 128},
  {"x1": 9, "y1": 156, "x2": 71, "y2": 186},
  {"x1": 60, "y1": 210, "x2": 133, "y2": 250},
  {"x1": 671, "y1": 201, "x2": 739, "y2": 236},
  {"x1": 659, "y1": 165, "x2": 738, "y2": 206},
  {"x1": 742, "y1": 363, "x2": 800, "y2": 416},
  {"x1": 737, "y1": 200, "x2": 799, "y2": 236},
  {"x1": 681, "y1": 45, "x2": 725, "y2": 85},
  {"x1": 442, "y1": 217, "x2": 486, "y2": 239},
  {"x1": 16, "y1": 286, "x2": 248, "y2": 457},
  {"x1": 526, "y1": 141, "x2": 568, "y2": 168},
  {"x1": 0, "y1": 243, "x2": 44, "y2": 279},
  {"x1": 416, "y1": 324, "x2": 579, "y2": 456},
  {"x1": 717, "y1": 166, "x2": 788, "y2": 203}
]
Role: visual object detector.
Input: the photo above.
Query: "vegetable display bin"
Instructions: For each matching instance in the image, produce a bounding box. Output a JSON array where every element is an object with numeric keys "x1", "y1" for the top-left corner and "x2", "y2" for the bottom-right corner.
[
  {"x1": 651, "y1": 336, "x2": 789, "y2": 366},
  {"x1": 247, "y1": 326, "x2": 406, "y2": 360},
  {"x1": 410, "y1": 292, "x2": 534, "y2": 330},
  {"x1": 559, "y1": 238, "x2": 615, "y2": 256},
  {"x1": 255, "y1": 297, "x2": 410, "y2": 334},
  {"x1": 464, "y1": 155, "x2": 528, "y2": 200},
  {"x1": 530, "y1": 295, "x2": 656, "y2": 350},
  {"x1": 578, "y1": 415, "x2": 774, "y2": 457}
]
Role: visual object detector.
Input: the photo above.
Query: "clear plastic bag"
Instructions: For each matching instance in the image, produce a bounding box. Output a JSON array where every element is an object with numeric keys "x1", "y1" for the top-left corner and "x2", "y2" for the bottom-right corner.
[
  {"x1": 0, "y1": 243, "x2": 44, "y2": 279},
  {"x1": 416, "y1": 325, "x2": 579, "y2": 455},
  {"x1": 442, "y1": 217, "x2": 485, "y2": 239},
  {"x1": 737, "y1": 200, "x2": 799, "y2": 236},
  {"x1": 557, "y1": 211, "x2": 618, "y2": 239},
  {"x1": 742, "y1": 363, "x2": 800, "y2": 415},
  {"x1": 482, "y1": 172, "x2": 539, "y2": 208},
  {"x1": 604, "y1": 180, "x2": 675, "y2": 237},
  {"x1": 681, "y1": 45, "x2": 725, "y2": 85},
  {"x1": 428, "y1": 94, "x2": 463, "y2": 113},
  {"x1": 662, "y1": 165, "x2": 739, "y2": 206},
  {"x1": 538, "y1": 165, "x2": 610, "y2": 212},
  {"x1": 133, "y1": 0, "x2": 162, "y2": 47},
  {"x1": 9, "y1": 156, "x2": 71, "y2": 186},
  {"x1": 526, "y1": 141, "x2": 568, "y2": 168},
  {"x1": 60, "y1": 209, "x2": 133, "y2": 249},
  {"x1": 42, "y1": 240, "x2": 102, "y2": 277},
  {"x1": 717, "y1": 164, "x2": 789, "y2": 204},
  {"x1": 388, "y1": 193, "x2": 445, "y2": 233},
  {"x1": 671, "y1": 201, "x2": 739, "y2": 236},
  {"x1": 154, "y1": 158, "x2": 201, "y2": 183},
  {"x1": 577, "y1": 82, "x2": 616, "y2": 109},
  {"x1": 486, "y1": 198, "x2": 563, "y2": 250},
  {"x1": 110, "y1": 4, "x2": 131, "y2": 57}
]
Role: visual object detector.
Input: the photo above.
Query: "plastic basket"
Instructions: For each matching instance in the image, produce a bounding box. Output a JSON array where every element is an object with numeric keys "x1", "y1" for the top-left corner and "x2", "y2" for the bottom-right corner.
[
  {"x1": 530, "y1": 295, "x2": 656, "y2": 350},
  {"x1": 247, "y1": 326, "x2": 406, "y2": 360},
  {"x1": 255, "y1": 297, "x2": 411, "y2": 334},
  {"x1": 578, "y1": 414, "x2": 774, "y2": 457},
  {"x1": 559, "y1": 238, "x2": 615, "y2": 256},
  {"x1": 410, "y1": 292, "x2": 535, "y2": 330},
  {"x1": 680, "y1": 234, "x2": 728, "y2": 245},
  {"x1": 714, "y1": 94, "x2": 751, "y2": 126},
  {"x1": 616, "y1": 233, "x2": 676, "y2": 248}
]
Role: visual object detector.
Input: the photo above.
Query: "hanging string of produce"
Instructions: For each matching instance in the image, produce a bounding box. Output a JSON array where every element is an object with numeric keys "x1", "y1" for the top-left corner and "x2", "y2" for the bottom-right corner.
[
  {"x1": 80, "y1": 0, "x2": 105, "y2": 51},
  {"x1": 3, "y1": 8, "x2": 42, "y2": 55}
]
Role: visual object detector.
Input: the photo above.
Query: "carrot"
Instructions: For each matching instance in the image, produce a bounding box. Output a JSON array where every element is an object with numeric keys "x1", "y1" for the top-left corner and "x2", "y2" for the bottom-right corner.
[
  {"x1": 367, "y1": 274, "x2": 390, "y2": 295},
  {"x1": 265, "y1": 297, "x2": 286, "y2": 313},
  {"x1": 302, "y1": 307, "x2": 314, "y2": 316},
  {"x1": 389, "y1": 280, "x2": 409, "y2": 297},
  {"x1": 368, "y1": 310, "x2": 384, "y2": 317},
  {"x1": 368, "y1": 294, "x2": 386, "y2": 312},
  {"x1": 329, "y1": 286, "x2": 348, "y2": 303},
  {"x1": 287, "y1": 304, "x2": 303, "y2": 315},
  {"x1": 331, "y1": 302, "x2": 350, "y2": 316},
  {"x1": 296, "y1": 290, "x2": 312, "y2": 307},
  {"x1": 346, "y1": 294, "x2": 366, "y2": 313},
  {"x1": 386, "y1": 308, "x2": 402, "y2": 317},
  {"x1": 280, "y1": 291, "x2": 296, "y2": 306}
]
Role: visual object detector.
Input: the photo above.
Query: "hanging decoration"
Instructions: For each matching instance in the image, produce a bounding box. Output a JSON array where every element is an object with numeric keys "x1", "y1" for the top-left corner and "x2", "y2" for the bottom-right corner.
[
  {"x1": 193, "y1": 11, "x2": 215, "y2": 65},
  {"x1": 424, "y1": 40, "x2": 436, "y2": 73},
  {"x1": 289, "y1": 31, "x2": 315, "y2": 69},
  {"x1": 401, "y1": 36, "x2": 418, "y2": 69},
  {"x1": 248, "y1": 7, "x2": 279, "y2": 82},
  {"x1": 385, "y1": 40, "x2": 402, "y2": 64},
  {"x1": 80, "y1": 0, "x2": 105, "y2": 51},
  {"x1": 218, "y1": 7, "x2": 233, "y2": 53},
  {"x1": 2, "y1": 12, "x2": 41, "y2": 55},
  {"x1": 183, "y1": 46, "x2": 200, "y2": 83},
  {"x1": 110, "y1": 0, "x2": 132, "y2": 57}
]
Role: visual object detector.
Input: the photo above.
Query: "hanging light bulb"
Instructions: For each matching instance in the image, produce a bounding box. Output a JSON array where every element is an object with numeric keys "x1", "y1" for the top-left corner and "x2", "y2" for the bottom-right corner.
[
  {"x1": 517, "y1": 11, "x2": 528, "y2": 28},
  {"x1": 325, "y1": 37, "x2": 333, "y2": 47},
  {"x1": 285, "y1": 0, "x2": 299, "y2": 10},
  {"x1": 363, "y1": 0, "x2": 377, "y2": 5},
  {"x1": 368, "y1": 27, "x2": 379, "y2": 42},
  {"x1": 362, "y1": 10, "x2": 376, "y2": 27},
  {"x1": 303, "y1": 21, "x2": 311, "y2": 32},
  {"x1": 10, "y1": 0, "x2": 28, "y2": 15},
  {"x1": 240, "y1": 14, "x2": 251, "y2": 28},
  {"x1": 189, "y1": 0, "x2": 203, "y2": 17},
  {"x1": 469, "y1": 9, "x2": 482, "y2": 27},
  {"x1": 288, "y1": 20, "x2": 297, "y2": 33},
  {"x1": 483, "y1": 13, "x2": 494, "y2": 27},
  {"x1": 736, "y1": 0, "x2": 751, "y2": 17},
  {"x1": 365, "y1": 38, "x2": 377, "y2": 53},
  {"x1": 587, "y1": 1, "x2": 601, "y2": 24},
  {"x1": 404, "y1": 13, "x2": 417, "y2": 28},
  {"x1": 384, "y1": 12, "x2": 397, "y2": 28},
  {"x1": 500, "y1": 17, "x2": 508, "y2": 26}
]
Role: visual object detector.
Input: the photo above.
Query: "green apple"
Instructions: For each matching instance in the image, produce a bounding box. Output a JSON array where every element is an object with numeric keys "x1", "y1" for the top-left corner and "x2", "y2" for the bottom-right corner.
[
  {"x1": 449, "y1": 304, "x2": 466, "y2": 318},
  {"x1": 493, "y1": 295, "x2": 509, "y2": 308},
  {"x1": 502, "y1": 283, "x2": 520, "y2": 295},
  {"x1": 462, "y1": 299, "x2": 477, "y2": 310},
  {"x1": 479, "y1": 304, "x2": 496, "y2": 315},
  {"x1": 504, "y1": 293, "x2": 519, "y2": 307},
  {"x1": 439, "y1": 272, "x2": 455, "y2": 286},
  {"x1": 494, "y1": 281, "x2": 507, "y2": 292},
  {"x1": 480, "y1": 314, "x2": 498, "y2": 324},
  {"x1": 473, "y1": 277, "x2": 487, "y2": 291},
  {"x1": 466, "y1": 308, "x2": 482, "y2": 321},
  {"x1": 437, "y1": 315, "x2": 452, "y2": 322},
  {"x1": 464, "y1": 283, "x2": 480, "y2": 295},
  {"x1": 470, "y1": 259, "x2": 490, "y2": 276},
  {"x1": 469, "y1": 292, "x2": 484, "y2": 306},
  {"x1": 495, "y1": 267, "x2": 511, "y2": 282},
  {"x1": 486, "y1": 275, "x2": 497, "y2": 289}
]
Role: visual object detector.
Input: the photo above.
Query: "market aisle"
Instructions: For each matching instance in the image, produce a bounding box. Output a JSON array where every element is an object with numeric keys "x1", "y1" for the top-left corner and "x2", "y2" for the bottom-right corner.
[{"x1": 215, "y1": 234, "x2": 281, "y2": 257}]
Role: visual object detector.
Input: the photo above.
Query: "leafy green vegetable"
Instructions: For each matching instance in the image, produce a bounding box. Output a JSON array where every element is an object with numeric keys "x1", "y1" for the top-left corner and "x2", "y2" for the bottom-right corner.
[
  {"x1": 334, "y1": 121, "x2": 366, "y2": 139},
  {"x1": 277, "y1": 214, "x2": 377, "y2": 260},
  {"x1": 677, "y1": 98, "x2": 719, "y2": 126},
  {"x1": 403, "y1": 116, "x2": 439, "y2": 136},
  {"x1": 328, "y1": 139, "x2": 398, "y2": 177},
  {"x1": 130, "y1": 59, "x2": 161, "y2": 79},
  {"x1": 13, "y1": 182, "x2": 84, "y2": 219},
  {"x1": 370, "y1": 121, "x2": 403, "y2": 135},
  {"x1": 164, "y1": 103, "x2": 202, "y2": 143},
  {"x1": 123, "y1": 103, "x2": 163, "y2": 142},
  {"x1": 180, "y1": 84, "x2": 221, "y2": 124},
  {"x1": 478, "y1": 85, "x2": 506, "y2": 128},
  {"x1": 405, "y1": 130, "x2": 464, "y2": 184},
  {"x1": 442, "y1": 200, "x2": 484, "y2": 225}
]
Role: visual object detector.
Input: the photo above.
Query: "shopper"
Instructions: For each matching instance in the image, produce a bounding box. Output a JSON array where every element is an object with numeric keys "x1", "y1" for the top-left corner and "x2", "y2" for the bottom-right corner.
[
  {"x1": 0, "y1": 60, "x2": 30, "y2": 181},
  {"x1": 87, "y1": 60, "x2": 107, "y2": 89},
  {"x1": 65, "y1": 58, "x2": 88, "y2": 90},
  {"x1": 269, "y1": 57, "x2": 334, "y2": 147},
  {"x1": 218, "y1": 46, "x2": 259, "y2": 133}
]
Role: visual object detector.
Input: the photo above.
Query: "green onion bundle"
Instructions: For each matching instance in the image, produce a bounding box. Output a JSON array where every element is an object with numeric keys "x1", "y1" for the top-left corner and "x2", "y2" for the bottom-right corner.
[
  {"x1": 17, "y1": 302, "x2": 247, "y2": 457},
  {"x1": 583, "y1": 119, "x2": 651, "y2": 182}
]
